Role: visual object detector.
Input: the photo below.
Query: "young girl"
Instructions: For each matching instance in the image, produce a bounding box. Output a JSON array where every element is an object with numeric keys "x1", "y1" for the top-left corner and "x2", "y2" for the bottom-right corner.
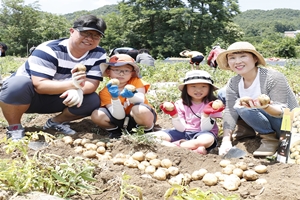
[
  {"x1": 217, "y1": 41, "x2": 299, "y2": 156},
  {"x1": 149, "y1": 70, "x2": 224, "y2": 154},
  {"x1": 91, "y1": 54, "x2": 156, "y2": 138}
]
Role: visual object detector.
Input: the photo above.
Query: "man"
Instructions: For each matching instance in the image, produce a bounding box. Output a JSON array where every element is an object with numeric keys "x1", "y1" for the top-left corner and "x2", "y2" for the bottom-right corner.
[
  {"x1": 0, "y1": 15, "x2": 107, "y2": 140},
  {"x1": 0, "y1": 42, "x2": 8, "y2": 57}
]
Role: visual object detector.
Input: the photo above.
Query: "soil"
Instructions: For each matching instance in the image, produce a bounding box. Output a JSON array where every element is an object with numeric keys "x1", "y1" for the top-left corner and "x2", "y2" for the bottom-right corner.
[{"x1": 1, "y1": 112, "x2": 300, "y2": 200}]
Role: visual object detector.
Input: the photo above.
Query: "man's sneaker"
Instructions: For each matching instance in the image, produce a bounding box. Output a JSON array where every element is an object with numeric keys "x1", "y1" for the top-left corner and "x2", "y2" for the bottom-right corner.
[
  {"x1": 6, "y1": 128, "x2": 25, "y2": 141},
  {"x1": 43, "y1": 119, "x2": 76, "y2": 135}
]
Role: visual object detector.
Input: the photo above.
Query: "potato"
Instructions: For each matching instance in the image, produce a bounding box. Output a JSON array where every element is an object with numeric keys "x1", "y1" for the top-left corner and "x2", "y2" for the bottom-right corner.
[
  {"x1": 191, "y1": 169, "x2": 207, "y2": 181},
  {"x1": 163, "y1": 102, "x2": 174, "y2": 111},
  {"x1": 73, "y1": 138, "x2": 82, "y2": 146},
  {"x1": 222, "y1": 174, "x2": 241, "y2": 191},
  {"x1": 141, "y1": 160, "x2": 150, "y2": 167},
  {"x1": 74, "y1": 146, "x2": 84, "y2": 154},
  {"x1": 233, "y1": 168, "x2": 244, "y2": 178},
  {"x1": 125, "y1": 84, "x2": 136, "y2": 92},
  {"x1": 96, "y1": 146, "x2": 106, "y2": 154},
  {"x1": 62, "y1": 136, "x2": 73, "y2": 145},
  {"x1": 82, "y1": 150, "x2": 97, "y2": 158},
  {"x1": 257, "y1": 94, "x2": 270, "y2": 106},
  {"x1": 239, "y1": 96, "x2": 252, "y2": 105},
  {"x1": 222, "y1": 167, "x2": 233, "y2": 175},
  {"x1": 150, "y1": 159, "x2": 161, "y2": 168},
  {"x1": 81, "y1": 138, "x2": 91, "y2": 146},
  {"x1": 138, "y1": 163, "x2": 146, "y2": 171},
  {"x1": 112, "y1": 157, "x2": 126, "y2": 165},
  {"x1": 75, "y1": 63, "x2": 86, "y2": 72},
  {"x1": 109, "y1": 78, "x2": 120, "y2": 86},
  {"x1": 168, "y1": 166, "x2": 179, "y2": 176},
  {"x1": 254, "y1": 165, "x2": 268, "y2": 174},
  {"x1": 219, "y1": 159, "x2": 231, "y2": 168},
  {"x1": 96, "y1": 141, "x2": 106, "y2": 147},
  {"x1": 106, "y1": 142, "x2": 113, "y2": 148},
  {"x1": 168, "y1": 174, "x2": 184, "y2": 185},
  {"x1": 255, "y1": 178, "x2": 267, "y2": 185},
  {"x1": 153, "y1": 169, "x2": 167, "y2": 181},
  {"x1": 235, "y1": 161, "x2": 248, "y2": 171},
  {"x1": 243, "y1": 170, "x2": 259, "y2": 181},
  {"x1": 212, "y1": 99, "x2": 224, "y2": 110},
  {"x1": 215, "y1": 172, "x2": 228, "y2": 181},
  {"x1": 161, "y1": 159, "x2": 173, "y2": 168},
  {"x1": 202, "y1": 173, "x2": 218, "y2": 186},
  {"x1": 124, "y1": 159, "x2": 139, "y2": 168},
  {"x1": 145, "y1": 152, "x2": 158, "y2": 161},
  {"x1": 132, "y1": 151, "x2": 145, "y2": 161},
  {"x1": 145, "y1": 165, "x2": 156, "y2": 174},
  {"x1": 84, "y1": 143, "x2": 98, "y2": 151}
]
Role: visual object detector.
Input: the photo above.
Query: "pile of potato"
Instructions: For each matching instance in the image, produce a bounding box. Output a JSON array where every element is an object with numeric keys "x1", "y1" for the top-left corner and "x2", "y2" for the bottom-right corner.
[
  {"x1": 62, "y1": 136, "x2": 113, "y2": 161},
  {"x1": 62, "y1": 136, "x2": 269, "y2": 190}
]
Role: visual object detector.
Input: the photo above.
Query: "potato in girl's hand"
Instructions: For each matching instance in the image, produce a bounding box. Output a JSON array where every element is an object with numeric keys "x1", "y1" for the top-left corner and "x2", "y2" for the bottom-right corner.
[
  {"x1": 212, "y1": 99, "x2": 224, "y2": 110},
  {"x1": 163, "y1": 102, "x2": 174, "y2": 111},
  {"x1": 109, "y1": 78, "x2": 120, "y2": 86}
]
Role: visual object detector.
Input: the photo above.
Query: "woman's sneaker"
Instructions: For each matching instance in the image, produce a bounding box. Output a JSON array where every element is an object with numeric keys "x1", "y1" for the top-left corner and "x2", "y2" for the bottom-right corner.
[
  {"x1": 43, "y1": 119, "x2": 76, "y2": 135},
  {"x1": 6, "y1": 128, "x2": 25, "y2": 141}
]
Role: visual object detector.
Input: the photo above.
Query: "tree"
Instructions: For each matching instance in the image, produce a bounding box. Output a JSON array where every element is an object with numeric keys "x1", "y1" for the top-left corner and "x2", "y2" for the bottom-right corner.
[
  {"x1": 108, "y1": 0, "x2": 242, "y2": 58},
  {"x1": 0, "y1": 0, "x2": 70, "y2": 57}
]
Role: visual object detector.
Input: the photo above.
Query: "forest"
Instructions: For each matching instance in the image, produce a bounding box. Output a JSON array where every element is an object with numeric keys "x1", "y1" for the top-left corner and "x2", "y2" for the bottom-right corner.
[{"x1": 0, "y1": 0, "x2": 300, "y2": 59}]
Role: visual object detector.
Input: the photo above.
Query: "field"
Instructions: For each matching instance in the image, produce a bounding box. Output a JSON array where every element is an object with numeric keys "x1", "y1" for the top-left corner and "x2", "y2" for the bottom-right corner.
[{"x1": 0, "y1": 57, "x2": 300, "y2": 200}]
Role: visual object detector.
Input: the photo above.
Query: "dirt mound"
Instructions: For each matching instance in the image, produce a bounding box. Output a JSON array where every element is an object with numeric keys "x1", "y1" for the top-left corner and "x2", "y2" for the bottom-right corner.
[{"x1": 1, "y1": 113, "x2": 300, "y2": 200}]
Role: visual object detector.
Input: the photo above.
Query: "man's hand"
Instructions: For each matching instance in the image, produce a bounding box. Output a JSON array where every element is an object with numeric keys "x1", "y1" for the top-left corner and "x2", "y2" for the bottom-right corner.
[
  {"x1": 160, "y1": 102, "x2": 178, "y2": 117},
  {"x1": 71, "y1": 67, "x2": 86, "y2": 88},
  {"x1": 203, "y1": 101, "x2": 225, "y2": 115},
  {"x1": 60, "y1": 89, "x2": 83, "y2": 107},
  {"x1": 106, "y1": 82, "x2": 119, "y2": 98},
  {"x1": 218, "y1": 140, "x2": 233, "y2": 155}
]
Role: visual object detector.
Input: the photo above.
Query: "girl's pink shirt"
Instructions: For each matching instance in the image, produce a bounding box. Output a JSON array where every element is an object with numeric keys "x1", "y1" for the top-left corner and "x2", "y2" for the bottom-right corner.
[{"x1": 175, "y1": 99, "x2": 222, "y2": 136}]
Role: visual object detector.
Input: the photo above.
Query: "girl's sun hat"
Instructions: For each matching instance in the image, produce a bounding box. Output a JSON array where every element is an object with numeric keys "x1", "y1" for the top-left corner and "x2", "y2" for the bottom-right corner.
[
  {"x1": 216, "y1": 41, "x2": 266, "y2": 70},
  {"x1": 178, "y1": 70, "x2": 218, "y2": 91},
  {"x1": 100, "y1": 54, "x2": 140, "y2": 77}
]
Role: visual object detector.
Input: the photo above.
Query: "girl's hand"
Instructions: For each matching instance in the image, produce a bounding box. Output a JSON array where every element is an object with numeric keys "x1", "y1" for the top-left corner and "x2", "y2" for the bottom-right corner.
[
  {"x1": 160, "y1": 102, "x2": 178, "y2": 117},
  {"x1": 203, "y1": 101, "x2": 225, "y2": 115}
]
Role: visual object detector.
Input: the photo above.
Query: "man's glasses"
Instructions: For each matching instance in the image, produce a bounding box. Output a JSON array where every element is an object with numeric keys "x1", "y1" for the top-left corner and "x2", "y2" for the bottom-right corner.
[
  {"x1": 109, "y1": 68, "x2": 133, "y2": 75},
  {"x1": 76, "y1": 29, "x2": 103, "y2": 40}
]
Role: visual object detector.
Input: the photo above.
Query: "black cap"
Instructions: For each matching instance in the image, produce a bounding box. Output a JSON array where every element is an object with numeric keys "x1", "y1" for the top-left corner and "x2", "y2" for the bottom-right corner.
[{"x1": 73, "y1": 15, "x2": 106, "y2": 38}]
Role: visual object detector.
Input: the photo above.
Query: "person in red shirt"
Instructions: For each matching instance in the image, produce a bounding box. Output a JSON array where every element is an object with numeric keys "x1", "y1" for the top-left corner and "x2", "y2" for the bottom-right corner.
[{"x1": 207, "y1": 44, "x2": 225, "y2": 70}]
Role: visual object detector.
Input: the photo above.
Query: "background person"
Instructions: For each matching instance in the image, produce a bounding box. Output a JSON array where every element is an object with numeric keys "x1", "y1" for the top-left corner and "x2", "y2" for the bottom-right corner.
[
  {"x1": 136, "y1": 48, "x2": 155, "y2": 67},
  {"x1": 0, "y1": 15, "x2": 107, "y2": 141},
  {"x1": 207, "y1": 44, "x2": 225, "y2": 71},
  {"x1": 217, "y1": 41, "x2": 298, "y2": 157},
  {"x1": 0, "y1": 42, "x2": 8, "y2": 57},
  {"x1": 148, "y1": 70, "x2": 224, "y2": 155},
  {"x1": 179, "y1": 50, "x2": 204, "y2": 70},
  {"x1": 91, "y1": 54, "x2": 157, "y2": 139}
]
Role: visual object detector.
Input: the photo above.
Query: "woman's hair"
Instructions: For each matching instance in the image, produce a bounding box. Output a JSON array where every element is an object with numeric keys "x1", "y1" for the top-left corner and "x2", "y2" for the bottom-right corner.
[{"x1": 181, "y1": 84, "x2": 217, "y2": 106}]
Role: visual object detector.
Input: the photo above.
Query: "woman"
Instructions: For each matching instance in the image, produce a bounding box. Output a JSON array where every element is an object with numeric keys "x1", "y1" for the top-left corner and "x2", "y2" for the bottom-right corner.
[{"x1": 217, "y1": 41, "x2": 298, "y2": 156}]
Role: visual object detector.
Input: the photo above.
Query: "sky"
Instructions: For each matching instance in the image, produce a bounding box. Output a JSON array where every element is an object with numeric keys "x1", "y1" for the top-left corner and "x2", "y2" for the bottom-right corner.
[{"x1": 23, "y1": 0, "x2": 300, "y2": 15}]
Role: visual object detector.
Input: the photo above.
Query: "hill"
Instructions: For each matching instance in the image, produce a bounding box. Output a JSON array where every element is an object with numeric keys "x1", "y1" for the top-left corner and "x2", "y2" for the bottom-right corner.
[{"x1": 233, "y1": 9, "x2": 300, "y2": 37}]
